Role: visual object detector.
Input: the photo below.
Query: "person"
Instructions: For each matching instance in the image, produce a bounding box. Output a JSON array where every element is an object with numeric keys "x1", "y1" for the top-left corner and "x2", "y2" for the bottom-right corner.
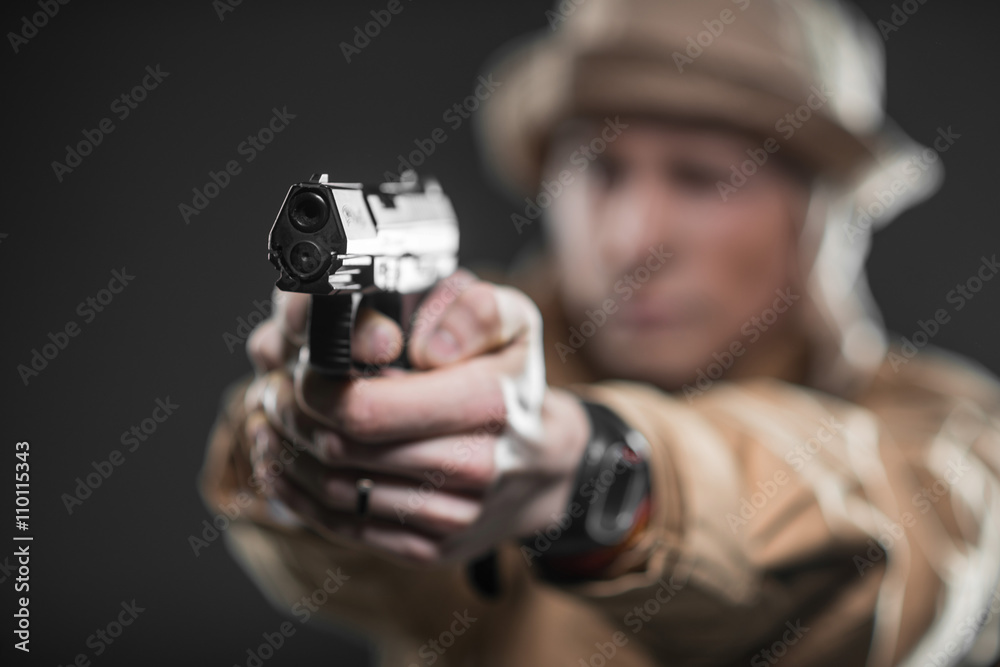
[{"x1": 199, "y1": 1, "x2": 1000, "y2": 665}]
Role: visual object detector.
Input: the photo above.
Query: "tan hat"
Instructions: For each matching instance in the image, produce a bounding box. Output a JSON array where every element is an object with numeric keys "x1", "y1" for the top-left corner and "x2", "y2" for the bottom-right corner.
[{"x1": 478, "y1": 0, "x2": 887, "y2": 195}]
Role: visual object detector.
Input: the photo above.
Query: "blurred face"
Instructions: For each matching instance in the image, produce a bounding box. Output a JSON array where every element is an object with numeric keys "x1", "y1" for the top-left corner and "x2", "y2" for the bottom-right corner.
[{"x1": 543, "y1": 118, "x2": 812, "y2": 389}]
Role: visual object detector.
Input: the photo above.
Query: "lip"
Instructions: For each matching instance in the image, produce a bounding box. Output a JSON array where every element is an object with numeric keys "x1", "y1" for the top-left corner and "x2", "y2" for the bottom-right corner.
[{"x1": 613, "y1": 296, "x2": 704, "y2": 329}]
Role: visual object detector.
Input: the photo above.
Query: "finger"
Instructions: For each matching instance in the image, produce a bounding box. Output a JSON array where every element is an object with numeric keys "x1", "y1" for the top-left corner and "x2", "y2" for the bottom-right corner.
[
  {"x1": 268, "y1": 475, "x2": 444, "y2": 564},
  {"x1": 262, "y1": 366, "x2": 496, "y2": 490},
  {"x1": 295, "y1": 356, "x2": 508, "y2": 443},
  {"x1": 351, "y1": 307, "x2": 403, "y2": 367},
  {"x1": 275, "y1": 289, "x2": 310, "y2": 346},
  {"x1": 247, "y1": 320, "x2": 291, "y2": 374},
  {"x1": 410, "y1": 282, "x2": 540, "y2": 369},
  {"x1": 255, "y1": 369, "x2": 328, "y2": 457},
  {"x1": 277, "y1": 363, "x2": 500, "y2": 487},
  {"x1": 280, "y1": 454, "x2": 483, "y2": 537},
  {"x1": 244, "y1": 416, "x2": 301, "y2": 490},
  {"x1": 244, "y1": 373, "x2": 273, "y2": 416},
  {"x1": 246, "y1": 289, "x2": 310, "y2": 374},
  {"x1": 245, "y1": 410, "x2": 271, "y2": 471},
  {"x1": 406, "y1": 270, "x2": 477, "y2": 364},
  {"x1": 306, "y1": 432, "x2": 496, "y2": 493}
]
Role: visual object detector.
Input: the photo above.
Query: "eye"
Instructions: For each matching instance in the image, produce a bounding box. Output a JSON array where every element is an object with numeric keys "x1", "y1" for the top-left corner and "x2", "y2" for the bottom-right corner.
[
  {"x1": 590, "y1": 155, "x2": 626, "y2": 189},
  {"x1": 669, "y1": 161, "x2": 728, "y2": 194}
]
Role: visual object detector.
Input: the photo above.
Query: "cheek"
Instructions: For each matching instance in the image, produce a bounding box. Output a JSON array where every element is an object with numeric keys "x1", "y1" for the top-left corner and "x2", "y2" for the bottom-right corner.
[
  {"x1": 546, "y1": 182, "x2": 608, "y2": 308},
  {"x1": 695, "y1": 195, "x2": 797, "y2": 316}
]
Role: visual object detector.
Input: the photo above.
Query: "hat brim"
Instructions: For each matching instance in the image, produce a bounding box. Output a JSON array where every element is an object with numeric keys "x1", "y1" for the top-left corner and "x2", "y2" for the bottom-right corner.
[{"x1": 478, "y1": 36, "x2": 876, "y2": 196}]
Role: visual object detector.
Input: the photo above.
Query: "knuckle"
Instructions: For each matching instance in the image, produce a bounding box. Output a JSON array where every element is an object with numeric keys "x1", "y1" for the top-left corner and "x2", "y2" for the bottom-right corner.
[
  {"x1": 462, "y1": 284, "x2": 502, "y2": 332},
  {"x1": 335, "y1": 388, "x2": 376, "y2": 439},
  {"x1": 244, "y1": 376, "x2": 270, "y2": 414},
  {"x1": 321, "y1": 475, "x2": 354, "y2": 507},
  {"x1": 423, "y1": 501, "x2": 482, "y2": 535},
  {"x1": 498, "y1": 285, "x2": 542, "y2": 332},
  {"x1": 258, "y1": 374, "x2": 282, "y2": 419},
  {"x1": 455, "y1": 455, "x2": 495, "y2": 489},
  {"x1": 394, "y1": 535, "x2": 441, "y2": 566},
  {"x1": 246, "y1": 324, "x2": 271, "y2": 365},
  {"x1": 313, "y1": 430, "x2": 345, "y2": 462}
]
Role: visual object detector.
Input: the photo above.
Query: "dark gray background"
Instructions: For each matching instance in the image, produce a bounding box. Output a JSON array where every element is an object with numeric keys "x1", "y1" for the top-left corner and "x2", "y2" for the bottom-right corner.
[{"x1": 2, "y1": 0, "x2": 997, "y2": 665}]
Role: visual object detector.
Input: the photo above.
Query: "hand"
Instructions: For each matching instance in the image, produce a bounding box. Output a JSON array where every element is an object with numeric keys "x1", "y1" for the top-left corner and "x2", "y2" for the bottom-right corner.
[{"x1": 243, "y1": 271, "x2": 589, "y2": 565}]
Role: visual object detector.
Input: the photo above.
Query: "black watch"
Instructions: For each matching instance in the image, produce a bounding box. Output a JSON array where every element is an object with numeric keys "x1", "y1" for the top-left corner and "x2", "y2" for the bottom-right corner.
[{"x1": 532, "y1": 401, "x2": 651, "y2": 558}]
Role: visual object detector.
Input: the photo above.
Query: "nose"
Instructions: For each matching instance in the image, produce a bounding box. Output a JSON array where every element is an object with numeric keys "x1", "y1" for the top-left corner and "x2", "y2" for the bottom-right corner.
[{"x1": 599, "y1": 171, "x2": 681, "y2": 274}]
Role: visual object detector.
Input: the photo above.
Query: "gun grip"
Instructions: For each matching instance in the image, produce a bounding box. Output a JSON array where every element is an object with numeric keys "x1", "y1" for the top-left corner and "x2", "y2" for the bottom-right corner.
[
  {"x1": 308, "y1": 294, "x2": 360, "y2": 376},
  {"x1": 307, "y1": 291, "x2": 427, "y2": 377}
]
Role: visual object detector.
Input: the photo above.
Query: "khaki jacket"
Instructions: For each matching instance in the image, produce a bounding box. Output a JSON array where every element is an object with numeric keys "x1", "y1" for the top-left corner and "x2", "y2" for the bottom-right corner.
[{"x1": 199, "y1": 275, "x2": 1000, "y2": 667}]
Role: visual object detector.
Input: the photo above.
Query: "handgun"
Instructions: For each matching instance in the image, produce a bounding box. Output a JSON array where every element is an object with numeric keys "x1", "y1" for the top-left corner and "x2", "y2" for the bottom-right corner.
[{"x1": 267, "y1": 172, "x2": 460, "y2": 376}]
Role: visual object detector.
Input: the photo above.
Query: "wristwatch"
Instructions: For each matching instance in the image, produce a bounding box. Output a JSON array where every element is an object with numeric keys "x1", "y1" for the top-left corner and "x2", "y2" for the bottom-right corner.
[
  {"x1": 472, "y1": 402, "x2": 651, "y2": 594},
  {"x1": 535, "y1": 400, "x2": 651, "y2": 559}
]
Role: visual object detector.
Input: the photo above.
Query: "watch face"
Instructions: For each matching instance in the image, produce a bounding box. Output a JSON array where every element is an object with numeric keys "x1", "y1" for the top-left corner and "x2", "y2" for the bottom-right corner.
[
  {"x1": 586, "y1": 442, "x2": 650, "y2": 545},
  {"x1": 624, "y1": 428, "x2": 652, "y2": 458}
]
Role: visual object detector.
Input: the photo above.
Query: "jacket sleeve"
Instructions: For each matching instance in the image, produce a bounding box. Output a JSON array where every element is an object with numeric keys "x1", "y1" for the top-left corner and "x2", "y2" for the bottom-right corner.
[
  {"x1": 200, "y1": 356, "x2": 1000, "y2": 667},
  {"x1": 556, "y1": 372, "x2": 1000, "y2": 667}
]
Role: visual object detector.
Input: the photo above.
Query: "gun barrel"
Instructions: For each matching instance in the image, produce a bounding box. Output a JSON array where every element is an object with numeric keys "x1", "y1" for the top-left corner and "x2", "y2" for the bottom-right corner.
[
  {"x1": 267, "y1": 173, "x2": 458, "y2": 295},
  {"x1": 267, "y1": 172, "x2": 460, "y2": 376}
]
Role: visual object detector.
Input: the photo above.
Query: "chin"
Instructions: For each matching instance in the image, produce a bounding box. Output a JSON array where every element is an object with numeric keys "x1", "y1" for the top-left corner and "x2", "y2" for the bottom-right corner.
[{"x1": 587, "y1": 328, "x2": 718, "y2": 391}]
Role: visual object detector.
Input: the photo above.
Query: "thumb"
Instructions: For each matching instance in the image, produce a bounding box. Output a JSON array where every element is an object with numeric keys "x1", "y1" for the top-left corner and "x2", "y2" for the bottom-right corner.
[{"x1": 351, "y1": 307, "x2": 403, "y2": 367}]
